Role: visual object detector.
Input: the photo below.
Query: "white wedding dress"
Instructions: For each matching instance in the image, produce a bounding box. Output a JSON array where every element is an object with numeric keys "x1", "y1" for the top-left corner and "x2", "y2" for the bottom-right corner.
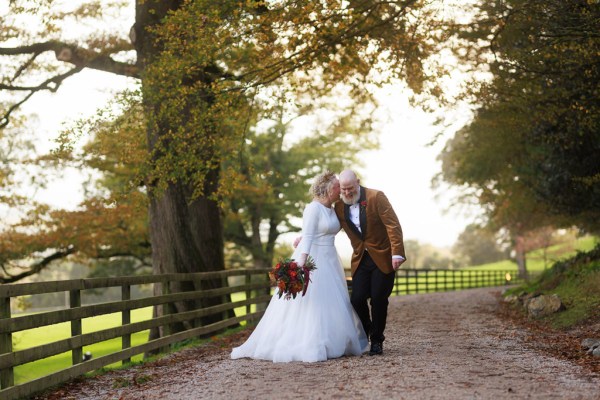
[{"x1": 231, "y1": 201, "x2": 368, "y2": 362}]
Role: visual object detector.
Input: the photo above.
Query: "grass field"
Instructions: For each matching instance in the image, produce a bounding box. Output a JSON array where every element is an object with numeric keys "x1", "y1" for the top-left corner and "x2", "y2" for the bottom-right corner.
[
  {"x1": 466, "y1": 235, "x2": 597, "y2": 273},
  {"x1": 13, "y1": 307, "x2": 153, "y2": 384},
  {"x1": 12, "y1": 292, "x2": 252, "y2": 384}
]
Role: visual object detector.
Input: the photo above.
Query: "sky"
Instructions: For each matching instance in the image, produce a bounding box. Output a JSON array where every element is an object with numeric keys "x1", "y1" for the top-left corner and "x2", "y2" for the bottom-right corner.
[{"x1": 20, "y1": 68, "x2": 477, "y2": 253}]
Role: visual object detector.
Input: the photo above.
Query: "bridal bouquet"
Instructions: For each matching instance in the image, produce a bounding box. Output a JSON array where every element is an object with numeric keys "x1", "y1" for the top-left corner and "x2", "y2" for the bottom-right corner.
[{"x1": 269, "y1": 256, "x2": 317, "y2": 300}]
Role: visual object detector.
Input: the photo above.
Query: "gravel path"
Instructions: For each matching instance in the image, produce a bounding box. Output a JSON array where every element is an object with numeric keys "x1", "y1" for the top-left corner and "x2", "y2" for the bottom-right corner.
[{"x1": 38, "y1": 287, "x2": 599, "y2": 400}]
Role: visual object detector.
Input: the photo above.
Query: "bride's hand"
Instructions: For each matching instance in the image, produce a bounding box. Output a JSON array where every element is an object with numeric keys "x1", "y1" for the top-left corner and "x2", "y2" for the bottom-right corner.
[
  {"x1": 293, "y1": 236, "x2": 302, "y2": 248},
  {"x1": 296, "y1": 253, "x2": 307, "y2": 268}
]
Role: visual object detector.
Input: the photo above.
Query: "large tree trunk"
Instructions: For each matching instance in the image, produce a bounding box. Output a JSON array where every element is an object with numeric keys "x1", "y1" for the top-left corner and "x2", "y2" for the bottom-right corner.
[
  {"x1": 148, "y1": 171, "x2": 226, "y2": 330},
  {"x1": 133, "y1": 0, "x2": 234, "y2": 350}
]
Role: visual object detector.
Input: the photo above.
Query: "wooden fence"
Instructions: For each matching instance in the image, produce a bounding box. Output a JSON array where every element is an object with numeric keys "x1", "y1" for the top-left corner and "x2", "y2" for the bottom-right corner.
[
  {"x1": 0, "y1": 268, "x2": 522, "y2": 400},
  {"x1": 391, "y1": 269, "x2": 523, "y2": 295},
  {"x1": 0, "y1": 269, "x2": 271, "y2": 400}
]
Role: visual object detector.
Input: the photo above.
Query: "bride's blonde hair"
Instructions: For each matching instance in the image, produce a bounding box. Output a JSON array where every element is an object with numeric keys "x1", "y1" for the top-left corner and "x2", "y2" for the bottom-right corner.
[{"x1": 310, "y1": 170, "x2": 337, "y2": 199}]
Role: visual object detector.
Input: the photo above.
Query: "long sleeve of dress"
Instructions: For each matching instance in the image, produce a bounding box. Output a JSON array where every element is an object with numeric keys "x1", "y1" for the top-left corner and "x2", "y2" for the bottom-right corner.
[{"x1": 296, "y1": 202, "x2": 320, "y2": 263}]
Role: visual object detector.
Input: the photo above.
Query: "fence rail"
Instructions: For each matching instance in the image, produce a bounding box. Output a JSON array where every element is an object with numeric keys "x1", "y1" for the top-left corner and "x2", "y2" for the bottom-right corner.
[
  {"x1": 0, "y1": 268, "x2": 522, "y2": 400},
  {"x1": 0, "y1": 269, "x2": 272, "y2": 400}
]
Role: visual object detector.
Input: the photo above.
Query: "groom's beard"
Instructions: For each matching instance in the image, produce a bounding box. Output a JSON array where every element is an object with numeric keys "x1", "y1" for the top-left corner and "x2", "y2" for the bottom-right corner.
[{"x1": 341, "y1": 190, "x2": 360, "y2": 205}]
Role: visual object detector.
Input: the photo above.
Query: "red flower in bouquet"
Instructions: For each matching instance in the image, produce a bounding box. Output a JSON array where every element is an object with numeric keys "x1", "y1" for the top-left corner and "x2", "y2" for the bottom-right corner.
[{"x1": 269, "y1": 256, "x2": 317, "y2": 300}]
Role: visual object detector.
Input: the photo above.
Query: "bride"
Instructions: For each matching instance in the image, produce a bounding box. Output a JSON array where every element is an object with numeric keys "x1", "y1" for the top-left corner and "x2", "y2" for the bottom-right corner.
[{"x1": 231, "y1": 171, "x2": 368, "y2": 362}]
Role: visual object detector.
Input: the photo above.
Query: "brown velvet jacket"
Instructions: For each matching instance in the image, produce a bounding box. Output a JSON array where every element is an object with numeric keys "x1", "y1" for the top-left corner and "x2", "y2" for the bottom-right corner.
[{"x1": 334, "y1": 186, "x2": 405, "y2": 276}]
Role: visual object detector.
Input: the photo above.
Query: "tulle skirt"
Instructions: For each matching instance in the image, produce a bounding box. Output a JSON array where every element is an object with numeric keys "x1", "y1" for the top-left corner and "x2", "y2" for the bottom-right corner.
[{"x1": 231, "y1": 244, "x2": 368, "y2": 362}]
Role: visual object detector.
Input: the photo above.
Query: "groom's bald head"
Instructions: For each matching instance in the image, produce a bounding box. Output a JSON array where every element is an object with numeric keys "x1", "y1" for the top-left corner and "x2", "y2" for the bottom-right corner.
[
  {"x1": 339, "y1": 169, "x2": 359, "y2": 186},
  {"x1": 339, "y1": 169, "x2": 361, "y2": 205}
]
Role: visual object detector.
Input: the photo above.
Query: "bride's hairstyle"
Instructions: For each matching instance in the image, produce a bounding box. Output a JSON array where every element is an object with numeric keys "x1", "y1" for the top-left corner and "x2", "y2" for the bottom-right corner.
[{"x1": 310, "y1": 170, "x2": 337, "y2": 199}]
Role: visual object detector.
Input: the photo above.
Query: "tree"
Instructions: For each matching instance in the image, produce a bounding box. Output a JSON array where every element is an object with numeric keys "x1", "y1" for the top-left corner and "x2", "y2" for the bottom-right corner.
[
  {"x1": 444, "y1": 0, "x2": 600, "y2": 227},
  {"x1": 1, "y1": 91, "x2": 373, "y2": 286},
  {"x1": 223, "y1": 95, "x2": 377, "y2": 269},
  {"x1": 452, "y1": 224, "x2": 506, "y2": 266},
  {"x1": 0, "y1": 104, "x2": 151, "y2": 283},
  {"x1": 421, "y1": 251, "x2": 453, "y2": 269},
  {"x1": 438, "y1": 0, "x2": 600, "y2": 276},
  {"x1": 439, "y1": 116, "x2": 559, "y2": 277},
  {"x1": 403, "y1": 239, "x2": 422, "y2": 269},
  {"x1": 1, "y1": 1, "x2": 448, "y2": 336}
]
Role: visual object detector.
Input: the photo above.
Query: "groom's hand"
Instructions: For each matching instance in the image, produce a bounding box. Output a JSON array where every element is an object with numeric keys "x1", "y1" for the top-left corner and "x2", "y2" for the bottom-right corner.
[{"x1": 392, "y1": 257, "x2": 405, "y2": 271}]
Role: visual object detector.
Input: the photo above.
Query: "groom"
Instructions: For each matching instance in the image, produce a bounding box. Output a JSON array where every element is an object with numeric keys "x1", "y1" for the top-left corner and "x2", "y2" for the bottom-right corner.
[{"x1": 334, "y1": 169, "x2": 406, "y2": 356}]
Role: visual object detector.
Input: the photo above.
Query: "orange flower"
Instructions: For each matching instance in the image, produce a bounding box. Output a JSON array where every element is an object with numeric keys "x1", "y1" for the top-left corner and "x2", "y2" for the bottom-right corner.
[
  {"x1": 277, "y1": 280, "x2": 286, "y2": 291},
  {"x1": 269, "y1": 256, "x2": 317, "y2": 300}
]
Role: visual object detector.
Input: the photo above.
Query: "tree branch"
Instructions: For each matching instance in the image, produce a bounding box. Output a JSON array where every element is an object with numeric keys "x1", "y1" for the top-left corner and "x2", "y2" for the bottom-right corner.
[
  {"x1": 0, "y1": 40, "x2": 139, "y2": 128},
  {"x1": 0, "y1": 66, "x2": 83, "y2": 128},
  {"x1": 0, "y1": 246, "x2": 76, "y2": 284},
  {"x1": 0, "y1": 66, "x2": 83, "y2": 92},
  {"x1": 0, "y1": 41, "x2": 139, "y2": 78}
]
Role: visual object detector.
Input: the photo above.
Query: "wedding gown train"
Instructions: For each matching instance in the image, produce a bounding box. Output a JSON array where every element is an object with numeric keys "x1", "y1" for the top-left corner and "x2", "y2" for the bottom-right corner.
[{"x1": 231, "y1": 201, "x2": 368, "y2": 362}]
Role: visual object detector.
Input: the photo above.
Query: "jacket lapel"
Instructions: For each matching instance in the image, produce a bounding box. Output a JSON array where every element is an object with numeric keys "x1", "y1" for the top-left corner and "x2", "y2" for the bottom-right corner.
[{"x1": 358, "y1": 186, "x2": 367, "y2": 239}]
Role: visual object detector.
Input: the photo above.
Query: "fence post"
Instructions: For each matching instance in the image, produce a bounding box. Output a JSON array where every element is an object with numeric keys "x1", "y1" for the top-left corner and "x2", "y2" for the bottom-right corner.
[
  {"x1": 161, "y1": 280, "x2": 171, "y2": 354},
  {"x1": 245, "y1": 272, "x2": 252, "y2": 316},
  {"x1": 264, "y1": 272, "x2": 271, "y2": 300},
  {"x1": 222, "y1": 275, "x2": 229, "y2": 322},
  {"x1": 70, "y1": 289, "x2": 82, "y2": 366},
  {"x1": 451, "y1": 270, "x2": 456, "y2": 291},
  {"x1": 443, "y1": 270, "x2": 447, "y2": 292},
  {"x1": 414, "y1": 270, "x2": 419, "y2": 294},
  {"x1": 0, "y1": 295, "x2": 14, "y2": 389},
  {"x1": 469, "y1": 271, "x2": 474, "y2": 288},
  {"x1": 122, "y1": 284, "x2": 131, "y2": 365},
  {"x1": 401, "y1": 270, "x2": 407, "y2": 295}
]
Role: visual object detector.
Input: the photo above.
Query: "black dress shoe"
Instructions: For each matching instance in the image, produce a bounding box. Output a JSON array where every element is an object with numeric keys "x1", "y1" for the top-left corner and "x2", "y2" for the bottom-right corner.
[{"x1": 369, "y1": 342, "x2": 383, "y2": 356}]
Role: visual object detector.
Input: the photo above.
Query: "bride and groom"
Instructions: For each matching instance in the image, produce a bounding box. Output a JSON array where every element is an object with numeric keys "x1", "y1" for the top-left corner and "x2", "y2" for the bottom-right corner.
[{"x1": 231, "y1": 169, "x2": 406, "y2": 362}]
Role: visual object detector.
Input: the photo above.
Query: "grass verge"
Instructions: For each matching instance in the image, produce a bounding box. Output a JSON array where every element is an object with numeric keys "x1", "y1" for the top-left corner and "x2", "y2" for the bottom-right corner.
[
  {"x1": 504, "y1": 244, "x2": 600, "y2": 330},
  {"x1": 498, "y1": 244, "x2": 600, "y2": 375}
]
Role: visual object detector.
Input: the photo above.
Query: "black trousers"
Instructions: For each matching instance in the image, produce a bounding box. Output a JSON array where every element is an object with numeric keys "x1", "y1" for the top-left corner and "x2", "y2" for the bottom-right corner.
[{"x1": 350, "y1": 251, "x2": 395, "y2": 344}]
